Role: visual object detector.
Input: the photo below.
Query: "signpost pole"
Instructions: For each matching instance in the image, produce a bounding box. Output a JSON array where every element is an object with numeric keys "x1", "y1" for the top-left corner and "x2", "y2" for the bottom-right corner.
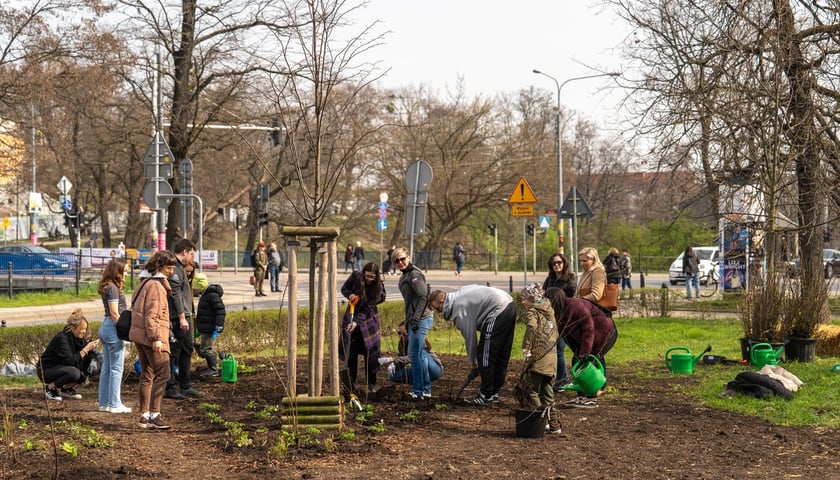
[{"x1": 522, "y1": 218, "x2": 528, "y2": 287}]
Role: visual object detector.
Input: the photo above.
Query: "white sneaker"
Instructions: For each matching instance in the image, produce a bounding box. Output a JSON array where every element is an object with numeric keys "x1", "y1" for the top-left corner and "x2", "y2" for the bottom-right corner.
[
  {"x1": 98, "y1": 405, "x2": 111, "y2": 412},
  {"x1": 109, "y1": 405, "x2": 132, "y2": 414}
]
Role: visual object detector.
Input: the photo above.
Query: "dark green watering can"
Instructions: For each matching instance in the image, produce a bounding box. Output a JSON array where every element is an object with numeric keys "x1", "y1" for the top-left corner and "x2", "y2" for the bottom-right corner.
[
  {"x1": 750, "y1": 343, "x2": 784, "y2": 368},
  {"x1": 665, "y1": 344, "x2": 712, "y2": 374}
]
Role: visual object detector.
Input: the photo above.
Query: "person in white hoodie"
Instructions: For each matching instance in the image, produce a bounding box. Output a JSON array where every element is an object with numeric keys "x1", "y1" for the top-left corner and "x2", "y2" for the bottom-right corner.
[{"x1": 429, "y1": 285, "x2": 516, "y2": 405}]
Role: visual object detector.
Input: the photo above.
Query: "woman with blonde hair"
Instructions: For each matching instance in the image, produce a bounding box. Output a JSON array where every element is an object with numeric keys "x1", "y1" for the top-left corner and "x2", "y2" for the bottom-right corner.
[
  {"x1": 575, "y1": 247, "x2": 609, "y2": 316},
  {"x1": 96, "y1": 259, "x2": 132, "y2": 413},
  {"x1": 38, "y1": 309, "x2": 99, "y2": 401}
]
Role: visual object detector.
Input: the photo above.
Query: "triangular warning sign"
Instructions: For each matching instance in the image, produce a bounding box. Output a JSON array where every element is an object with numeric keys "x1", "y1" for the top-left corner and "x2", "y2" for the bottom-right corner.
[
  {"x1": 559, "y1": 186, "x2": 594, "y2": 218},
  {"x1": 508, "y1": 177, "x2": 538, "y2": 204}
]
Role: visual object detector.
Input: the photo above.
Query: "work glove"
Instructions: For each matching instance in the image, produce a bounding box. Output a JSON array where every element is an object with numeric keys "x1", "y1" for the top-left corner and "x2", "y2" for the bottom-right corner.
[
  {"x1": 575, "y1": 354, "x2": 589, "y2": 365},
  {"x1": 211, "y1": 325, "x2": 223, "y2": 340}
]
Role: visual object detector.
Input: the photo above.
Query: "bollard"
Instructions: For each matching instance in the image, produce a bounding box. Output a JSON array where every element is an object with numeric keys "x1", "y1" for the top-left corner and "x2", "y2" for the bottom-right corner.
[
  {"x1": 659, "y1": 283, "x2": 669, "y2": 317},
  {"x1": 509, "y1": 276, "x2": 513, "y2": 293},
  {"x1": 639, "y1": 271, "x2": 647, "y2": 308}
]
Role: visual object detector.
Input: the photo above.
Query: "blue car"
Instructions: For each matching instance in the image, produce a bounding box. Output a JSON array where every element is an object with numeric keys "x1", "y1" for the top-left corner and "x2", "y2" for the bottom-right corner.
[{"x1": 0, "y1": 244, "x2": 72, "y2": 276}]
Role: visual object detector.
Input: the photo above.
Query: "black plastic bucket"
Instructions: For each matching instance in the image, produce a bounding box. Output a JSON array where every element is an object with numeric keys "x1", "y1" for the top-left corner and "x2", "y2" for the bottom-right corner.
[{"x1": 514, "y1": 409, "x2": 546, "y2": 438}]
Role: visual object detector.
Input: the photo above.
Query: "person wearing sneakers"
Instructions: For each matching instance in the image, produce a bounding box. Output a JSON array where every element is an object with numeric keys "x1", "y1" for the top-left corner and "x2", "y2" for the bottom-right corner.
[
  {"x1": 96, "y1": 259, "x2": 132, "y2": 413},
  {"x1": 393, "y1": 247, "x2": 434, "y2": 400},
  {"x1": 518, "y1": 284, "x2": 562, "y2": 434},
  {"x1": 37, "y1": 309, "x2": 99, "y2": 401},
  {"x1": 129, "y1": 250, "x2": 177, "y2": 429},
  {"x1": 164, "y1": 238, "x2": 205, "y2": 400},
  {"x1": 544, "y1": 287, "x2": 618, "y2": 409},
  {"x1": 429, "y1": 285, "x2": 517, "y2": 406}
]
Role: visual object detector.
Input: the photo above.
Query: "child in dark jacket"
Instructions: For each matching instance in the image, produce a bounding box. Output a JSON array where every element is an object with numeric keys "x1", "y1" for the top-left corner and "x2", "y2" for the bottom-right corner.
[{"x1": 195, "y1": 284, "x2": 226, "y2": 377}]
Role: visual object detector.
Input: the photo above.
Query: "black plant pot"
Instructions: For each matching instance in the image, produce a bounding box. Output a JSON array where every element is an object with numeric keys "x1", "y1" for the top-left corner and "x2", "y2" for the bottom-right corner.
[{"x1": 785, "y1": 337, "x2": 817, "y2": 363}]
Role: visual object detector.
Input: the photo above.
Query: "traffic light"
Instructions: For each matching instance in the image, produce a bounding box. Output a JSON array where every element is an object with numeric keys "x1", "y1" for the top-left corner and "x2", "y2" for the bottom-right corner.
[
  {"x1": 488, "y1": 223, "x2": 496, "y2": 236},
  {"x1": 526, "y1": 224, "x2": 535, "y2": 236},
  {"x1": 824, "y1": 227, "x2": 832, "y2": 244},
  {"x1": 259, "y1": 212, "x2": 269, "y2": 227},
  {"x1": 270, "y1": 118, "x2": 281, "y2": 146}
]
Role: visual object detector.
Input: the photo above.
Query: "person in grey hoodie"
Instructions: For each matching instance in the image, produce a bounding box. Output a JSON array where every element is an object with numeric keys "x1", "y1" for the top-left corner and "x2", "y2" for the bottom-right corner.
[{"x1": 429, "y1": 285, "x2": 516, "y2": 405}]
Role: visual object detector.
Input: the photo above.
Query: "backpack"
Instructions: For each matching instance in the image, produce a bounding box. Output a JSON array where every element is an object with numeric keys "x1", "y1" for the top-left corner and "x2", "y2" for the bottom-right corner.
[{"x1": 116, "y1": 279, "x2": 155, "y2": 341}]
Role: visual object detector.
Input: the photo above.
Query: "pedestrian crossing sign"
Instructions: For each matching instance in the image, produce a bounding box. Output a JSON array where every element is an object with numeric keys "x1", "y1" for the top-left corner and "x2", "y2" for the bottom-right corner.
[{"x1": 539, "y1": 216, "x2": 550, "y2": 229}]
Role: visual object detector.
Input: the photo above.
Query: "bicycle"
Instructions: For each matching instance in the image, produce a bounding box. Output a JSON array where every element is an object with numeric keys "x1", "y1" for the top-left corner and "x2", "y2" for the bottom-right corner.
[{"x1": 700, "y1": 262, "x2": 721, "y2": 297}]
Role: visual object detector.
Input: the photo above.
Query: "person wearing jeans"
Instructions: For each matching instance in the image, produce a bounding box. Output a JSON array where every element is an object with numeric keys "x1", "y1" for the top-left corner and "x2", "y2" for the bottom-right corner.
[
  {"x1": 97, "y1": 259, "x2": 131, "y2": 413},
  {"x1": 683, "y1": 246, "x2": 700, "y2": 299},
  {"x1": 393, "y1": 247, "x2": 434, "y2": 399}
]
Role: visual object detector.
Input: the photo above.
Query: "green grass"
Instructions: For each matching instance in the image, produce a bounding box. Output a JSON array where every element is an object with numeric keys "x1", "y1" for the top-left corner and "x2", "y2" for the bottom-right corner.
[{"x1": 0, "y1": 284, "x2": 98, "y2": 307}]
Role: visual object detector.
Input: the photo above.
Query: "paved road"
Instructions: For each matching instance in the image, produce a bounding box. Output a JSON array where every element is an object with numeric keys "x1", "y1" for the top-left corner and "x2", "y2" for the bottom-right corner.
[{"x1": 0, "y1": 269, "x2": 669, "y2": 327}]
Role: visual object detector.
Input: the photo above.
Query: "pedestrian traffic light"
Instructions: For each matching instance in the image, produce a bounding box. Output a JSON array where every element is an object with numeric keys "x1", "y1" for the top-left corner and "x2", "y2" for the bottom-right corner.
[
  {"x1": 270, "y1": 118, "x2": 282, "y2": 146},
  {"x1": 527, "y1": 224, "x2": 535, "y2": 236},
  {"x1": 259, "y1": 212, "x2": 269, "y2": 227},
  {"x1": 488, "y1": 223, "x2": 496, "y2": 236}
]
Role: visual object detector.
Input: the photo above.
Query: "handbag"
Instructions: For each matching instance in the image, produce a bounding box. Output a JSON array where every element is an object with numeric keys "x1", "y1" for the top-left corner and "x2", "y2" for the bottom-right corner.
[
  {"x1": 598, "y1": 283, "x2": 620, "y2": 311},
  {"x1": 116, "y1": 279, "x2": 153, "y2": 341},
  {"x1": 249, "y1": 275, "x2": 256, "y2": 286}
]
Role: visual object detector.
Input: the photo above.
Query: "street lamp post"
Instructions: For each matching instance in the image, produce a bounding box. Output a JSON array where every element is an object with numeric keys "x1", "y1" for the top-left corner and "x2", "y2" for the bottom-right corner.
[{"x1": 532, "y1": 70, "x2": 620, "y2": 276}]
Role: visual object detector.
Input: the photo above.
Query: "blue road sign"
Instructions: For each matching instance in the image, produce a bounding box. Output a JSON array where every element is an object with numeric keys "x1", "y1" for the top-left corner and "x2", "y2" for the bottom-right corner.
[
  {"x1": 378, "y1": 219, "x2": 387, "y2": 231},
  {"x1": 62, "y1": 199, "x2": 72, "y2": 211},
  {"x1": 539, "y1": 216, "x2": 550, "y2": 229}
]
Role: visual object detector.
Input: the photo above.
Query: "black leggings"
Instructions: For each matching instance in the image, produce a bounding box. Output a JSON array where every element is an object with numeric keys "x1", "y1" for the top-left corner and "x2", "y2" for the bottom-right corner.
[{"x1": 39, "y1": 365, "x2": 84, "y2": 389}]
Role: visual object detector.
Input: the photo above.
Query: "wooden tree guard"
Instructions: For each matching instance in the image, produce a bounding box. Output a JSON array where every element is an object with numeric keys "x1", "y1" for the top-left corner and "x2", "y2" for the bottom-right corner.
[
  {"x1": 280, "y1": 395, "x2": 344, "y2": 431},
  {"x1": 280, "y1": 226, "x2": 340, "y2": 400}
]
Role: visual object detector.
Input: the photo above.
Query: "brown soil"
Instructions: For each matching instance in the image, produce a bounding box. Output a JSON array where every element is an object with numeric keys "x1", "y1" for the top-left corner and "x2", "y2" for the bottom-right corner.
[{"x1": 3, "y1": 355, "x2": 838, "y2": 480}]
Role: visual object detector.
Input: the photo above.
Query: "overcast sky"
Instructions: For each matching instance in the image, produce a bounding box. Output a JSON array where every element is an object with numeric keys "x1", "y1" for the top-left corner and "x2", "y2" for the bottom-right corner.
[{"x1": 353, "y1": 0, "x2": 630, "y2": 126}]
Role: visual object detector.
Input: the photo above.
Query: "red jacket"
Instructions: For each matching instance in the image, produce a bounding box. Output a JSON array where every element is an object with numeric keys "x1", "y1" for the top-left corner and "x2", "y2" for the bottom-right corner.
[{"x1": 558, "y1": 298, "x2": 616, "y2": 357}]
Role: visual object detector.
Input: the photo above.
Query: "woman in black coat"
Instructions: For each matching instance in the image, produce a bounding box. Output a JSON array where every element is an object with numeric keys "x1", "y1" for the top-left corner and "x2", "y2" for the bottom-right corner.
[
  {"x1": 542, "y1": 252, "x2": 576, "y2": 388},
  {"x1": 39, "y1": 308, "x2": 99, "y2": 401},
  {"x1": 195, "y1": 284, "x2": 226, "y2": 377}
]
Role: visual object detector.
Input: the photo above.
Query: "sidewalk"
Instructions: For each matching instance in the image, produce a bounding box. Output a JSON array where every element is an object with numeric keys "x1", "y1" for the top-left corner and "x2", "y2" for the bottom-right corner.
[{"x1": 0, "y1": 268, "x2": 522, "y2": 327}]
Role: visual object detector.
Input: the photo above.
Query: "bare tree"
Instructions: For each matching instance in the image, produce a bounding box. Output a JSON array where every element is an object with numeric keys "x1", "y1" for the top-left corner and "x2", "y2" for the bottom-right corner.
[{"x1": 610, "y1": 0, "x2": 840, "y2": 322}]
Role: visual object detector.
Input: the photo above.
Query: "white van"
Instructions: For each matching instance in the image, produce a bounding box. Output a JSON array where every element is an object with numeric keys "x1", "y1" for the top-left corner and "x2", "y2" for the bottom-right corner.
[{"x1": 668, "y1": 246, "x2": 720, "y2": 285}]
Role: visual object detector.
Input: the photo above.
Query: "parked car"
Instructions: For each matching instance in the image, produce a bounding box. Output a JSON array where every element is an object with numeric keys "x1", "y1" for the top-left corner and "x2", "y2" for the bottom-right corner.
[
  {"x1": 0, "y1": 244, "x2": 72, "y2": 276},
  {"x1": 668, "y1": 246, "x2": 720, "y2": 285},
  {"x1": 787, "y1": 248, "x2": 840, "y2": 279}
]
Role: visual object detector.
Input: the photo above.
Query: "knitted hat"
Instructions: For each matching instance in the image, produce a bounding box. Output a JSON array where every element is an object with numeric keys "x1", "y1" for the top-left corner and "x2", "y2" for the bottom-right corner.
[
  {"x1": 521, "y1": 283, "x2": 544, "y2": 302},
  {"x1": 258, "y1": 242, "x2": 265, "y2": 248}
]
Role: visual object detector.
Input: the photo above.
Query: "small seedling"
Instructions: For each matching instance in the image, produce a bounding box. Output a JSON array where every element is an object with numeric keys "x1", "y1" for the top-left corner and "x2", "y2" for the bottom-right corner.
[
  {"x1": 198, "y1": 402, "x2": 221, "y2": 412},
  {"x1": 338, "y1": 429, "x2": 356, "y2": 441},
  {"x1": 399, "y1": 409, "x2": 420, "y2": 422},
  {"x1": 253, "y1": 405, "x2": 279, "y2": 420},
  {"x1": 61, "y1": 441, "x2": 80, "y2": 457},
  {"x1": 434, "y1": 403, "x2": 448, "y2": 411},
  {"x1": 245, "y1": 400, "x2": 258, "y2": 410},
  {"x1": 355, "y1": 403, "x2": 375, "y2": 423},
  {"x1": 367, "y1": 420, "x2": 385, "y2": 433}
]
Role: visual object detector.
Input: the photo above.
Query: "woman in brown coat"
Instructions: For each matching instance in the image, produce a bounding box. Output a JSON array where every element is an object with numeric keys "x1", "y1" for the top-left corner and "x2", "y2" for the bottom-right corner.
[{"x1": 129, "y1": 250, "x2": 177, "y2": 430}]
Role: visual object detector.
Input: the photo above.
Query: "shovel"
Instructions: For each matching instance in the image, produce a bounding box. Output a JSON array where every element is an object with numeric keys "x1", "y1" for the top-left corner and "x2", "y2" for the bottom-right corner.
[
  {"x1": 702, "y1": 354, "x2": 742, "y2": 365},
  {"x1": 455, "y1": 368, "x2": 480, "y2": 401}
]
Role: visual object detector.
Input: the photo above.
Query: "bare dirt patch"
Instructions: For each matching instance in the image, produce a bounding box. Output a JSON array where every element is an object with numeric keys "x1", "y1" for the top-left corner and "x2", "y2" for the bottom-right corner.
[{"x1": 3, "y1": 355, "x2": 838, "y2": 479}]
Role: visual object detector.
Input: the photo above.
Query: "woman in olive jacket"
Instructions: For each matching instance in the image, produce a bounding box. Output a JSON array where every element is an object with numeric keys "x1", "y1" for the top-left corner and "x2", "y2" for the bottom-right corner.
[{"x1": 129, "y1": 250, "x2": 177, "y2": 430}]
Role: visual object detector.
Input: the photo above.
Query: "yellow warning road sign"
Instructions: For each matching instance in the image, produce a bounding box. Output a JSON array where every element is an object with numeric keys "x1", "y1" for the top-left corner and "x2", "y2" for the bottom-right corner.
[
  {"x1": 507, "y1": 177, "x2": 538, "y2": 204},
  {"x1": 511, "y1": 205, "x2": 534, "y2": 217}
]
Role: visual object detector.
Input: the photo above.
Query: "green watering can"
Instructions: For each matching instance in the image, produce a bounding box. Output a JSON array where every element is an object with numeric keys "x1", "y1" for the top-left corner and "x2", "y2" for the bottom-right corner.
[
  {"x1": 665, "y1": 344, "x2": 712, "y2": 374},
  {"x1": 221, "y1": 353, "x2": 238, "y2": 383},
  {"x1": 750, "y1": 343, "x2": 784, "y2": 368},
  {"x1": 562, "y1": 355, "x2": 606, "y2": 396}
]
